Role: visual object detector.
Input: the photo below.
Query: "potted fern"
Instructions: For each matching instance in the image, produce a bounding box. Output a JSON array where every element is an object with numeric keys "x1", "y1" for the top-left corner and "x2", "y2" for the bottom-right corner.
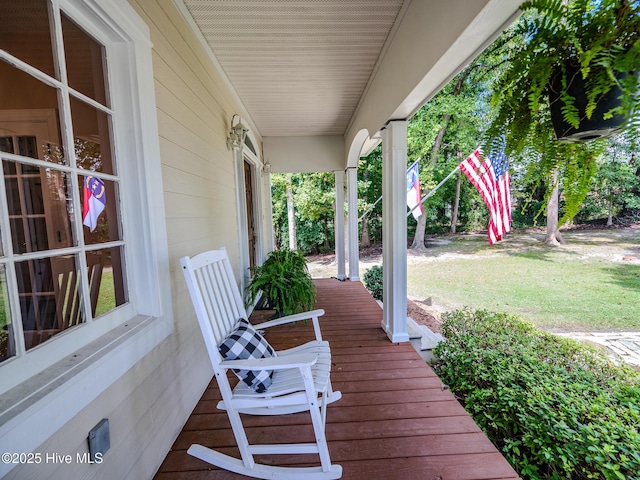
[
  {"x1": 246, "y1": 248, "x2": 316, "y2": 318},
  {"x1": 488, "y1": 0, "x2": 639, "y2": 145}
]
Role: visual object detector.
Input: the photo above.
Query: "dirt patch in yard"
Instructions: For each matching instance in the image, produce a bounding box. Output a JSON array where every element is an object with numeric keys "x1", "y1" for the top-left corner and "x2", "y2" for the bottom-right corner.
[{"x1": 407, "y1": 298, "x2": 443, "y2": 333}]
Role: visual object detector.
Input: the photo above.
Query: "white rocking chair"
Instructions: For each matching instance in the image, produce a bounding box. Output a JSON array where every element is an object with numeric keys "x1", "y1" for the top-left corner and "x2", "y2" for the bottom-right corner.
[{"x1": 180, "y1": 248, "x2": 342, "y2": 479}]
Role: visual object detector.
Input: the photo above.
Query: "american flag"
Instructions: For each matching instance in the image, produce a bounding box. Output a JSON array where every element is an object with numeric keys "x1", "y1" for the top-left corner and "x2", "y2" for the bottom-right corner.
[{"x1": 459, "y1": 148, "x2": 511, "y2": 244}]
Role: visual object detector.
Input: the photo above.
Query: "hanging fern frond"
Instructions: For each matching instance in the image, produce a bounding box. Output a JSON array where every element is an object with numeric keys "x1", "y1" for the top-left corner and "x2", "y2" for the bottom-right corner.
[
  {"x1": 483, "y1": 0, "x2": 640, "y2": 224},
  {"x1": 487, "y1": 0, "x2": 639, "y2": 147}
]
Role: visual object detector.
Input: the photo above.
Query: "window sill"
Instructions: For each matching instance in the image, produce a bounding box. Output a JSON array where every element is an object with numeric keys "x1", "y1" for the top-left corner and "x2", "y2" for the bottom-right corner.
[{"x1": 0, "y1": 314, "x2": 172, "y2": 477}]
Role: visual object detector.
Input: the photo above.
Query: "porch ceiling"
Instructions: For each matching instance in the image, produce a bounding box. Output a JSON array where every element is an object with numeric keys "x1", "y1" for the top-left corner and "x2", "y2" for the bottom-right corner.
[
  {"x1": 179, "y1": 0, "x2": 522, "y2": 151},
  {"x1": 181, "y1": 0, "x2": 404, "y2": 137}
]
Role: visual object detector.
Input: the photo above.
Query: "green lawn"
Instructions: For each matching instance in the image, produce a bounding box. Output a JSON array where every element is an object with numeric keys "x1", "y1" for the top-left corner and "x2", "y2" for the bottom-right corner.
[
  {"x1": 95, "y1": 270, "x2": 116, "y2": 317},
  {"x1": 407, "y1": 229, "x2": 640, "y2": 331}
]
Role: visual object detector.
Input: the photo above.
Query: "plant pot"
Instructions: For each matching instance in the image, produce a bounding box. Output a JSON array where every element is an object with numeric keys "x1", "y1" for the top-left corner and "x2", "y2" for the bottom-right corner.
[
  {"x1": 254, "y1": 295, "x2": 275, "y2": 310},
  {"x1": 269, "y1": 310, "x2": 286, "y2": 320},
  {"x1": 549, "y1": 63, "x2": 628, "y2": 143}
]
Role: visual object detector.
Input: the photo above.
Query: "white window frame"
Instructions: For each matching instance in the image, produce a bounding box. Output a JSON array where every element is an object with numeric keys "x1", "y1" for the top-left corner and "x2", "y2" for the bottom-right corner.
[{"x1": 0, "y1": 0, "x2": 172, "y2": 472}]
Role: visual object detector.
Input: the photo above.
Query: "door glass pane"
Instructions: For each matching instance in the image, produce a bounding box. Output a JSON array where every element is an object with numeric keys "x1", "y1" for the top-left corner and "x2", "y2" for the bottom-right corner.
[
  {"x1": 1, "y1": 264, "x2": 15, "y2": 362},
  {"x1": 3, "y1": 160, "x2": 74, "y2": 254},
  {"x1": 71, "y1": 97, "x2": 114, "y2": 174},
  {"x1": 0, "y1": 137, "x2": 15, "y2": 154},
  {"x1": 0, "y1": 60, "x2": 64, "y2": 164},
  {"x1": 90, "y1": 247, "x2": 128, "y2": 318},
  {"x1": 0, "y1": 0, "x2": 56, "y2": 78},
  {"x1": 61, "y1": 13, "x2": 109, "y2": 107},
  {"x1": 80, "y1": 175, "x2": 121, "y2": 245}
]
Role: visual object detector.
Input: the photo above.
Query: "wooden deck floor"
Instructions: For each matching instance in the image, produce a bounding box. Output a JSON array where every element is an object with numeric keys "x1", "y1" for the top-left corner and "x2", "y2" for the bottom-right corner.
[{"x1": 154, "y1": 279, "x2": 520, "y2": 480}]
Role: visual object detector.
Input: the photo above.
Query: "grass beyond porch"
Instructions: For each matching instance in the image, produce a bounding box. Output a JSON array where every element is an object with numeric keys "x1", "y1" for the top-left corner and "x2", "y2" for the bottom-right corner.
[
  {"x1": 308, "y1": 226, "x2": 640, "y2": 332},
  {"x1": 406, "y1": 228, "x2": 640, "y2": 331}
]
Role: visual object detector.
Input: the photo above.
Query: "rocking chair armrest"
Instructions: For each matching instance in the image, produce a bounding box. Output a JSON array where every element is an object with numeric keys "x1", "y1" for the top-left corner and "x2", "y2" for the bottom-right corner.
[
  {"x1": 220, "y1": 353, "x2": 318, "y2": 371},
  {"x1": 253, "y1": 309, "x2": 325, "y2": 342}
]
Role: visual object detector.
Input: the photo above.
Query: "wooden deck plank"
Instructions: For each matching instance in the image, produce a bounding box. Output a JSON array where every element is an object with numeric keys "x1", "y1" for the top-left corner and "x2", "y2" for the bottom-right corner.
[
  {"x1": 184, "y1": 400, "x2": 470, "y2": 433},
  {"x1": 155, "y1": 456, "x2": 521, "y2": 480},
  {"x1": 336, "y1": 454, "x2": 521, "y2": 480},
  {"x1": 153, "y1": 279, "x2": 520, "y2": 480},
  {"x1": 173, "y1": 415, "x2": 485, "y2": 451}
]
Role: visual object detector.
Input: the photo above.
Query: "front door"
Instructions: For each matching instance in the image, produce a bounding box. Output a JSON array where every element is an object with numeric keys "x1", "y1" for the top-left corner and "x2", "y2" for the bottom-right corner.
[{"x1": 244, "y1": 160, "x2": 256, "y2": 271}]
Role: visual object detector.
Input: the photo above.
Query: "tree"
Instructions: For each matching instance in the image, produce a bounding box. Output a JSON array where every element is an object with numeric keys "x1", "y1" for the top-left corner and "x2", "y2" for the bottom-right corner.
[
  {"x1": 271, "y1": 173, "x2": 297, "y2": 248},
  {"x1": 581, "y1": 136, "x2": 640, "y2": 225},
  {"x1": 408, "y1": 63, "x2": 490, "y2": 249},
  {"x1": 286, "y1": 174, "x2": 297, "y2": 250},
  {"x1": 358, "y1": 147, "x2": 383, "y2": 247},
  {"x1": 512, "y1": 133, "x2": 600, "y2": 245},
  {"x1": 450, "y1": 168, "x2": 462, "y2": 234},
  {"x1": 295, "y1": 172, "x2": 336, "y2": 253},
  {"x1": 544, "y1": 167, "x2": 565, "y2": 245},
  {"x1": 271, "y1": 173, "x2": 338, "y2": 254}
]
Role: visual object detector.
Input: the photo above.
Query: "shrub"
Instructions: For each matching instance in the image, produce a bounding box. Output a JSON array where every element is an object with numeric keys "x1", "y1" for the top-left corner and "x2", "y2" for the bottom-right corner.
[
  {"x1": 363, "y1": 265, "x2": 383, "y2": 301},
  {"x1": 431, "y1": 308, "x2": 640, "y2": 480}
]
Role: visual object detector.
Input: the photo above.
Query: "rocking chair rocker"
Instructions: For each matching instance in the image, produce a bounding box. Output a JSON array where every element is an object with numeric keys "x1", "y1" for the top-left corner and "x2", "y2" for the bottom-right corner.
[{"x1": 180, "y1": 248, "x2": 342, "y2": 479}]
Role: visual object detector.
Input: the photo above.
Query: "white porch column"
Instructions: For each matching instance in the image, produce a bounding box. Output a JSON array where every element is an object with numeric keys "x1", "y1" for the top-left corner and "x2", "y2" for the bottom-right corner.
[
  {"x1": 346, "y1": 167, "x2": 360, "y2": 281},
  {"x1": 381, "y1": 121, "x2": 409, "y2": 343},
  {"x1": 334, "y1": 170, "x2": 346, "y2": 281}
]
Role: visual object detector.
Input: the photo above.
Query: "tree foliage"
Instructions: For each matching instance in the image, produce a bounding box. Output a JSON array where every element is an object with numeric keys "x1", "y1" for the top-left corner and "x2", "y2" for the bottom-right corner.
[
  {"x1": 485, "y1": 0, "x2": 640, "y2": 149},
  {"x1": 580, "y1": 136, "x2": 640, "y2": 223},
  {"x1": 269, "y1": 1, "x2": 640, "y2": 252},
  {"x1": 484, "y1": 0, "x2": 640, "y2": 239},
  {"x1": 272, "y1": 172, "x2": 336, "y2": 254},
  {"x1": 358, "y1": 146, "x2": 383, "y2": 246},
  {"x1": 407, "y1": 64, "x2": 493, "y2": 242}
]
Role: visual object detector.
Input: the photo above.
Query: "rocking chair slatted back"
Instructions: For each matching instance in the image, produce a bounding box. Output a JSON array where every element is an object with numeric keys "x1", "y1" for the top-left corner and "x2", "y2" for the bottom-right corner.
[{"x1": 183, "y1": 249, "x2": 246, "y2": 353}]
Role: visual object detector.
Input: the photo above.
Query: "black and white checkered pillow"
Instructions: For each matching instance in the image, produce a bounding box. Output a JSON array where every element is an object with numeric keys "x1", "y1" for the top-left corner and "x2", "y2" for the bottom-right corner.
[{"x1": 218, "y1": 318, "x2": 277, "y2": 393}]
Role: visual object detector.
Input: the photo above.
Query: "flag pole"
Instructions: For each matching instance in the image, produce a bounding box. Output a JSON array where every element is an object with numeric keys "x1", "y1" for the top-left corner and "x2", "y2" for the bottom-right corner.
[
  {"x1": 407, "y1": 158, "x2": 420, "y2": 171},
  {"x1": 407, "y1": 164, "x2": 460, "y2": 218},
  {"x1": 358, "y1": 194, "x2": 382, "y2": 221},
  {"x1": 359, "y1": 157, "x2": 423, "y2": 222}
]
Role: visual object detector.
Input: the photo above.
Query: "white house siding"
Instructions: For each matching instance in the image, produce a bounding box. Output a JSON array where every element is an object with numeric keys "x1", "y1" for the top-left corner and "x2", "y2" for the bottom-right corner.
[{"x1": 3, "y1": 1, "x2": 256, "y2": 478}]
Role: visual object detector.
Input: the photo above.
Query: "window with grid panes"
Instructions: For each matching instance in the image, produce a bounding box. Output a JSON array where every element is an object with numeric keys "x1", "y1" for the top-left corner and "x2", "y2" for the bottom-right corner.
[{"x1": 0, "y1": 0, "x2": 142, "y2": 369}]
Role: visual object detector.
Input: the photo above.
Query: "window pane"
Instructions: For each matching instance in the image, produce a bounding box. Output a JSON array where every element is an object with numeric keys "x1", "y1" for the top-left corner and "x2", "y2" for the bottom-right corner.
[
  {"x1": 0, "y1": 0, "x2": 56, "y2": 78},
  {"x1": 17, "y1": 254, "x2": 95, "y2": 350},
  {"x1": 1, "y1": 264, "x2": 15, "y2": 362},
  {"x1": 71, "y1": 97, "x2": 114, "y2": 174},
  {"x1": 80, "y1": 175, "x2": 121, "y2": 245},
  {"x1": 61, "y1": 13, "x2": 108, "y2": 107},
  {"x1": 90, "y1": 247, "x2": 128, "y2": 317},
  {"x1": 3, "y1": 160, "x2": 74, "y2": 254},
  {"x1": 0, "y1": 60, "x2": 64, "y2": 164},
  {"x1": 16, "y1": 257, "x2": 59, "y2": 350},
  {"x1": 0, "y1": 137, "x2": 15, "y2": 154}
]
